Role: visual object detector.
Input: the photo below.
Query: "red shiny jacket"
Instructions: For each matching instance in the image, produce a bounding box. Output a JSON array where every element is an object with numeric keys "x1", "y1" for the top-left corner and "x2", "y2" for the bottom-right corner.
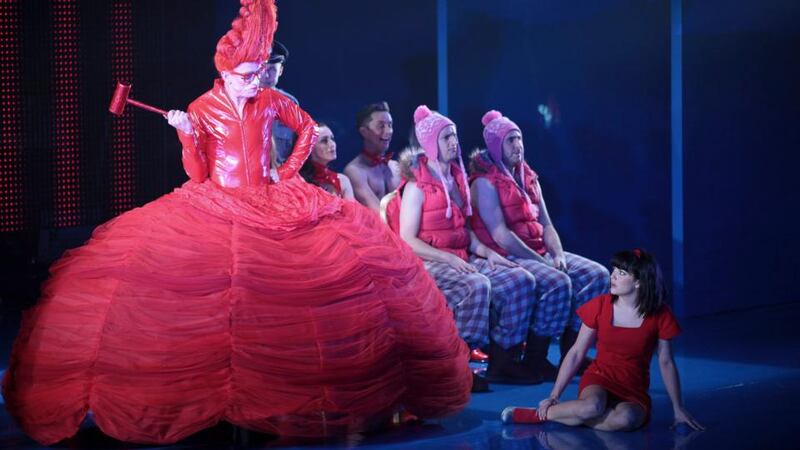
[
  {"x1": 176, "y1": 79, "x2": 317, "y2": 188},
  {"x1": 470, "y1": 162, "x2": 546, "y2": 256}
]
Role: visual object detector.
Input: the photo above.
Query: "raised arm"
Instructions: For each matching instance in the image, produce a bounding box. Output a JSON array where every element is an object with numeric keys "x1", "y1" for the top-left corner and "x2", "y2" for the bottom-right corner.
[
  {"x1": 272, "y1": 92, "x2": 318, "y2": 180},
  {"x1": 168, "y1": 109, "x2": 208, "y2": 183}
]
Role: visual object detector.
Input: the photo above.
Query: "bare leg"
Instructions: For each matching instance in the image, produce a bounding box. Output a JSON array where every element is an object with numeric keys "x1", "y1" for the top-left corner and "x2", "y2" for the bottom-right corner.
[
  {"x1": 584, "y1": 402, "x2": 646, "y2": 432},
  {"x1": 544, "y1": 385, "x2": 608, "y2": 426}
]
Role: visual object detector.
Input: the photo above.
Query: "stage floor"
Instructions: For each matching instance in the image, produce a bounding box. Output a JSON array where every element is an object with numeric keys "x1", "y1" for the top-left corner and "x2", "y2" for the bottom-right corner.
[{"x1": 2, "y1": 302, "x2": 798, "y2": 450}]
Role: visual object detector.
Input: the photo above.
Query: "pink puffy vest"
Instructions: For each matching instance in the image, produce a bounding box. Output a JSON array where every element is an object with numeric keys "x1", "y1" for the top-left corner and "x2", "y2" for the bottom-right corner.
[
  {"x1": 470, "y1": 162, "x2": 546, "y2": 256},
  {"x1": 387, "y1": 156, "x2": 471, "y2": 261}
]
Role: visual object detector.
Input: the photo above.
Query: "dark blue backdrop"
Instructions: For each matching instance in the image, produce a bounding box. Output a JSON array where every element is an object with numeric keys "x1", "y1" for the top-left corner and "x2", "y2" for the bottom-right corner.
[
  {"x1": 683, "y1": 0, "x2": 800, "y2": 316},
  {"x1": 265, "y1": 0, "x2": 800, "y2": 317},
  {"x1": 445, "y1": 0, "x2": 673, "y2": 312},
  {"x1": 2, "y1": 0, "x2": 797, "y2": 318}
]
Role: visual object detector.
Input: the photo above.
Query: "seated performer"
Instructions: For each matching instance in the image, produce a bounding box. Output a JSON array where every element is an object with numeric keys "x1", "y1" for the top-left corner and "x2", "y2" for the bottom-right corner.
[
  {"x1": 299, "y1": 123, "x2": 354, "y2": 199},
  {"x1": 344, "y1": 101, "x2": 400, "y2": 213},
  {"x1": 386, "y1": 105, "x2": 542, "y2": 392},
  {"x1": 470, "y1": 110, "x2": 609, "y2": 378},
  {"x1": 502, "y1": 249, "x2": 704, "y2": 433},
  {"x1": 2, "y1": 1, "x2": 471, "y2": 445}
]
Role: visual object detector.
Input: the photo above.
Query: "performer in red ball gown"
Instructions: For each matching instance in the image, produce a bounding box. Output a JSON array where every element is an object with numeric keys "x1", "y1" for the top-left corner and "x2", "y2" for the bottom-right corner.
[{"x1": 2, "y1": 0, "x2": 470, "y2": 444}]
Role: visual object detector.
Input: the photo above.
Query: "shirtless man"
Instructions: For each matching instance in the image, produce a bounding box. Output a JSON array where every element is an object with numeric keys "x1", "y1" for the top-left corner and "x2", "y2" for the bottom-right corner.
[{"x1": 344, "y1": 101, "x2": 401, "y2": 213}]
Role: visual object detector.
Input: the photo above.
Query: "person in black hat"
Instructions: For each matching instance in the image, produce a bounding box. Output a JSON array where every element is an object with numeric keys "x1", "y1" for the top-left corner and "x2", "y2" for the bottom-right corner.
[
  {"x1": 260, "y1": 40, "x2": 299, "y2": 170},
  {"x1": 259, "y1": 40, "x2": 297, "y2": 103}
]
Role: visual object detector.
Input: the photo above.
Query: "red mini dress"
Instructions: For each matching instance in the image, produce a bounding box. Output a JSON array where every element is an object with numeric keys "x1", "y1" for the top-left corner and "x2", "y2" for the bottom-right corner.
[{"x1": 577, "y1": 294, "x2": 681, "y2": 417}]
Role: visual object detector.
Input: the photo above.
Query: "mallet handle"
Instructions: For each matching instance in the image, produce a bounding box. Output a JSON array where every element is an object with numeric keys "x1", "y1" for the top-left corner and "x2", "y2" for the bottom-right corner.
[{"x1": 127, "y1": 98, "x2": 167, "y2": 116}]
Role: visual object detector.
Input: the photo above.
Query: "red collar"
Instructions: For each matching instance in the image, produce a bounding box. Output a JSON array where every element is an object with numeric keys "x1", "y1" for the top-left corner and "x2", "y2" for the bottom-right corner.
[
  {"x1": 361, "y1": 150, "x2": 393, "y2": 167},
  {"x1": 311, "y1": 161, "x2": 342, "y2": 196}
]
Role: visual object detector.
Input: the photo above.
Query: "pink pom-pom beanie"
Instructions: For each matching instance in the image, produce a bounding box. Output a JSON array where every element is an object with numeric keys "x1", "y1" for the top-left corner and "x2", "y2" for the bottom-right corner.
[
  {"x1": 413, "y1": 105, "x2": 471, "y2": 218},
  {"x1": 481, "y1": 110, "x2": 520, "y2": 166},
  {"x1": 414, "y1": 105, "x2": 454, "y2": 161},
  {"x1": 481, "y1": 109, "x2": 534, "y2": 210}
]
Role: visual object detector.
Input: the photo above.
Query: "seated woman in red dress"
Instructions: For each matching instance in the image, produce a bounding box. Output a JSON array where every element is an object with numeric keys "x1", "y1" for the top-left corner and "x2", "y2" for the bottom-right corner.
[
  {"x1": 299, "y1": 123, "x2": 355, "y2": 199},
  {"x1": 501, "y1": 249, "x2": 704, "y2": 432},
  {"x1": 2, "y1": 0, "x2": 470, "y2": 445}
]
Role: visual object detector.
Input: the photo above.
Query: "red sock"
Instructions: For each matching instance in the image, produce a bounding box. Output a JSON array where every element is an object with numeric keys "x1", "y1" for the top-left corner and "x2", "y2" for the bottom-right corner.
[{"x1": 512, "y1": 407, "x2": 545, "y2": 424}]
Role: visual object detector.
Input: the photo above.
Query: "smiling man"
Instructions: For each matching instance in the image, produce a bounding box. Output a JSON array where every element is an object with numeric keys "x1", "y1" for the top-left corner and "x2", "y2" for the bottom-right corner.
[{"x1": 344, "y1": 101, "x2": 401, "y2": 213}]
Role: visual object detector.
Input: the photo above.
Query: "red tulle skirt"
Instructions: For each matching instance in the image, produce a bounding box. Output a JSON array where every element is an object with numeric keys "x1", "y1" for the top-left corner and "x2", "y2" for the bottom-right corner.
[{"x1": 2, "y1": 177, "x2": 471, "y2": 445}]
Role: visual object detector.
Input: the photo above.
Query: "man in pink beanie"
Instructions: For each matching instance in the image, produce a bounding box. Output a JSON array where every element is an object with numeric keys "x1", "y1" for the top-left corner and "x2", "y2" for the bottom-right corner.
[
  {"x1": 384, "y1": 106, "x2": 544, "y2": 391},
  {"x1": 469, "y1": 110, "x2": 610, "y2": 380}
]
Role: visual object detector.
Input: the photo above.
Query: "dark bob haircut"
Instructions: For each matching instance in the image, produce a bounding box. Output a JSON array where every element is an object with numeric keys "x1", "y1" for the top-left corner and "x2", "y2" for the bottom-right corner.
[
  {"x1": 610, "y1": 248, "x2": 667, "y2": 317},
  {"x1": 299, "y1": 122, "x2": 331, "y2": 187}
]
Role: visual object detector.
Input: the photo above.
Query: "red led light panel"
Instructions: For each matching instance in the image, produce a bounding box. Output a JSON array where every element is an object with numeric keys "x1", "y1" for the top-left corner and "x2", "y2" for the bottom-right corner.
[
  {"x1": 0, "y1": 0, "x2": 24, "y2": 232},
  {"x1": 52, "y1": 0, "x2": 82, "y2": 228},
  {"x1": 110, "y1": 0, "x2": 135, "y2": 215}
]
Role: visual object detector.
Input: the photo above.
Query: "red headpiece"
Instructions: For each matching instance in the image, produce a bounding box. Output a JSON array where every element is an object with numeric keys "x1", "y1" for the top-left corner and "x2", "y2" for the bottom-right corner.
[{"x1": 214, "y1": 0, "x2": 278, "y2": 72}]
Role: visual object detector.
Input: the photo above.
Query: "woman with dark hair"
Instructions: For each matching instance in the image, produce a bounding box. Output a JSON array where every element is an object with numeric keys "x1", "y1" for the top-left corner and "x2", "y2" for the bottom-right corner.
[
  {"x1": 299, "y1": 123, "x2": 354, "y2": 199},
  {"x1": 501, "y1": 249, "x2": 704, "y2": 432}
]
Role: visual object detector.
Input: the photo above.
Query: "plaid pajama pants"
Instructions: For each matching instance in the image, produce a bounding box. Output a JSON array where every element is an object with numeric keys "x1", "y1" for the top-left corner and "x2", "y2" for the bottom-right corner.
[
  {"x1": 509, "y1": 252, "x2": 609, "y2": 334},
  {"x1": 424, "y1": 256, "x2": 536, "y2": 350}
]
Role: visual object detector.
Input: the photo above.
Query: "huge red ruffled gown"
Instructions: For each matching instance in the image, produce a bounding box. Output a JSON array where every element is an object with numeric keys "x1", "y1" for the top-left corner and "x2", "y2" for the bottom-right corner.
[{"x1": 2, "y1": 81, "x2": 471, "y2": 445}]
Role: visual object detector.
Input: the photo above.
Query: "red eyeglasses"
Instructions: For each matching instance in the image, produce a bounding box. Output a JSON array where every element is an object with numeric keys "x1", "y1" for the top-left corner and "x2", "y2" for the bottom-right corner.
[
  {"x1": 229, "y1": 71, "x2": 260, "y2": 84},
  {"x1": 228, "y1": 64, "x2": 265, "y2": 84}
]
